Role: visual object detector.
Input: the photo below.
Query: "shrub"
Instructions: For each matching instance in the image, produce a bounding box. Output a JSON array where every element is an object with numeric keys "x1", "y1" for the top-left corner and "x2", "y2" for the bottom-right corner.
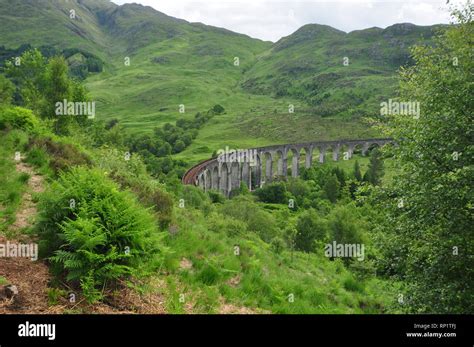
[
  {"x1": 364, "y1": 148, "x2": 384, "y2": 185},
  {"x1": 27, "y1": 137, "x2": 91, "y2": 173},
  {"x1": 286, "y1": 178, "x2": 311, "y2": 206},
  {"x1": 342, "y1": 274, "x2": 364, "y2": 293},
  {"x1": 25, "y1": 146, "x2": 49, "y2": 168},
  {"x1": 179, "y1": 185, "x2": 211, "y2": 212},
  {"x1": 295, "y1": 209, "x2": 328, "y2": 252},
  {"x1": 271, "y1": 237, "x2": 286, "y2": 254},
  {"x1": 207, "y1": 190, "x2": 225, "y2": 204},
  {"x1": 148, "y1": 188, "x2": 174, "y2": 229},
  {"x1": 0, "y1": 106, "x2": 40, "y2": 132},
  {"x1": 0, "y1": 75, "x2": 14, "y2": 105},
  {"x1": 254, "y1": 182, "x2": 292, "y2": 204},
  {"x1": 323, "y1": 174, "x2": 340, "y2": 203},
  {"x1": 210, "y1": 104, "x2": 225, "y2": 115},
  {"x1": 4, "y1": 129, "x2": 29, "y2": 150},
  {"x1": 35, "y1": 167, "x2": 163, "y2": 302},
  {"x1": 327, "y1": 205, "x2": 365, "y2": 246},
  {"x1": 219, "y1": 196, "x2": 279, "y2": 242},
  {"x1": 207, "y1": 213, "x2": 247, "y2": 237},
  {"x1": 95, "y1": 148, "x2": 174, "y2": 229},
  {"x1": 172, "y1": 139, "x2": 186, "y2": 153}
]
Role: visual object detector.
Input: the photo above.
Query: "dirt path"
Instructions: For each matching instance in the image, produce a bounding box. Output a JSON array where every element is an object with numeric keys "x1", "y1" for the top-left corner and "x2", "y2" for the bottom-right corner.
[
  {"x1": 0, "y1": 159, "x2": 51, "y2": 313},
  {"x1": 1, "y1": 160, "x2": 250, "y2": 314},
  {"x1": 9, "y1": 161, "x2": 44, "y2": 233},
  {"x1": 1, "y1": 160, "x2": 167, "y2": 314}
]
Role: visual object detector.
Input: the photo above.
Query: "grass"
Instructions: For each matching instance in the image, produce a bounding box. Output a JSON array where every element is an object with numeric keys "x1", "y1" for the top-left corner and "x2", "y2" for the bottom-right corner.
[
  {"x1": 0, "y1": 129, "x2": 30, "y2": 234},
  {"x1": 160, "y1": 206, "x2": 398, "y2": 314},
  {"x1": 0, "y1": 110, "x2": 400, "y2": 314}
]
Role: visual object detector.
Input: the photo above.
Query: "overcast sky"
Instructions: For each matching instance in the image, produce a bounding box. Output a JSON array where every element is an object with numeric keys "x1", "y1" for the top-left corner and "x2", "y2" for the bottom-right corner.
[{"x1": 111, "y1": 0, "x2": 459, "y2": 42}]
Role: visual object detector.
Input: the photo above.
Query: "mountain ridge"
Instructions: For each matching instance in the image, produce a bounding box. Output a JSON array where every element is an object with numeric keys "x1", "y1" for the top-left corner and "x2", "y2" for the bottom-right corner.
[{"x1": 0, "y1": 0, "x2": 449, "y2": 162}]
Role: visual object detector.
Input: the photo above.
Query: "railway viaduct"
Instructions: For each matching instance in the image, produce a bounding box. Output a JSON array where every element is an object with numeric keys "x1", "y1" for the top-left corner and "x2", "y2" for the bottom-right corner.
[{"x1": 182, "y1": 138, "x2": 393, "y2": 196}]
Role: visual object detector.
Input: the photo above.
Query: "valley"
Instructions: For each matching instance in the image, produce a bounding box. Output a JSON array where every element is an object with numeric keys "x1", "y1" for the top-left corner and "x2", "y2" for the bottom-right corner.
[{"x1": 0, "y1": 0, "x2": 471, "y2": 317}]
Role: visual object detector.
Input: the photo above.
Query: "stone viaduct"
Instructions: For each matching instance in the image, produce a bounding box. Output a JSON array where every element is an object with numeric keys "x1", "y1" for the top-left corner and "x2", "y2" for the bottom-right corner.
[{"x1": 182, "y1": 138, "x2": 393, "y2": 196}]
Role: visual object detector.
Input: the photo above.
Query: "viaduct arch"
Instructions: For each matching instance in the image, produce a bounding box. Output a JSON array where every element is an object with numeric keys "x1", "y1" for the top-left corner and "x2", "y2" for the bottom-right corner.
[{"x1": 182, "y1": 138, "x2": 393, "y2": 197}]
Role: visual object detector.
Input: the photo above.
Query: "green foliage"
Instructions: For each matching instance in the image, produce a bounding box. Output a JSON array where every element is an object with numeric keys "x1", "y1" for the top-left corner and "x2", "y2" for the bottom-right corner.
[
  {"x1": 5, "y1": 49, "x2": 89, "y2": 135},
  {"x1": 364, "y1": 148, "x2": 384, "y2": 185},
  {"x1": 44, "y1": 56, "x2": 70, "y2": 117},
  {"x1": 0, "y1": 106, "x2": 40, "y2": 132},
  {"x1": 0, "y1": 129, "x2": 30, "y2": 232},
  {"x1": 26, "y1": 137, "x2": 91, "y2": 174},
  {"x1": 254, "y1": 181, "x2": 292, "y2": 204},
  {"x1": 207, "y1": 190, "x2": 225, "y2": 204},
  {"x1": 0, "y1": 74, "x2": 14, "y2": 105},
  {"x1": 285, "y1": 178, "x2": 311, "y2": 207},
  {"x1": 327, "y1": 205, "x2": 365, "y2": 246},
  {"x1": 125, "y1": 106, "x2": 217, "y2": 178},
  {"x1": 0, "y1": 0, "x2": 460, "y2": 314},
  {"x1": 238, "y1": 181, "x2": 250, "y2": 196},
  {"x1": 353, "y1": 160, "x2": 362, "y2": 181},
  {"x1": 210, "y1": 104, "x2": 225, "y2": 114},
  {"x1": 342, "y1": 273, "x2": 365, "y2": 293},
  {"x1": 196, "y1": 263, "x2": 221, "y2": 285},
  {"x1": 173, "y1": 139, "x2": 185, "y2": 153},
  {"x1": 295, "y1": 209, "x2": 328, "y2": 252},
  {"x1": 323, "y1": 174, "x2": 340, "y2": 203},
  {"x1": 63, "y1": 49, "x2": 104, "y2": 79},
  {"x1": 94, "y1": 147, "x2": 174, "y2": 229},
  {"x1": 301, "y1": 164, "x2": 355, "y2": 202},
  {"x1": 270, "y1": 236, "x2": 286, "y2": 254},
  {"x1": 18, "y1": 172, "x2": 30, "y2": 184},
  {"x1": 47, "y1": 287, "x2": 67, "y2": 306},
  {"x1": 166, "y1": 203, "x2": 395, "y2": 313},
  {"x1": 219, "y1": 196, "x2": 279, "y2": 242},
  {"x1": 147, "y1": 188, "x2": 174, "y2": 230},
  {"x1": 5, "y1": 49, "x2": 46, "y2": 114},
  {"x1": 179, "y1": 185, "x2": 212, "y2": 212},
  {"x1": 206, "y1": 212, "x2": 247, "y2": 237},
  {"x1": 332, "y1": 167, "x2": 347, "y2": 187},
  {"x1": 25, "y1": 146, "x2": 49, "y2": 169},
  {"x1": 35, "y1": 167, "x2": 164, "y2": 302},
  {"x1": 379, "y1": 5, "x2": 474, "y2": 313}
]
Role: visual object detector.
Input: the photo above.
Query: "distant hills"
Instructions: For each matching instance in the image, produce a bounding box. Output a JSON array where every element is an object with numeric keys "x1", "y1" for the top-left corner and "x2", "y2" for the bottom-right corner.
[
  {"x1": 242, "y1": 22, "x2": 445, "y2": 117},
  {"x1": 0, "y1": 0, "x2": 447, "y2": 158}
]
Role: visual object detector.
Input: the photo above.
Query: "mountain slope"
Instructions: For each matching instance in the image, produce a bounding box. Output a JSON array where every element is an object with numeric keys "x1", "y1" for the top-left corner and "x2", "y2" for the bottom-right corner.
[
  {"x1": 0, "y1": 0, "x2": 448, "y2": 162},
  {"x1": 0, "y1": 0, "x2": 114, "y2": 58},
  {"x1": 0, "y1": 0, "x2": 275, "y2": 145},
  {"x1": 242, "y1": 23, "x2": 446, "y2": 118}
]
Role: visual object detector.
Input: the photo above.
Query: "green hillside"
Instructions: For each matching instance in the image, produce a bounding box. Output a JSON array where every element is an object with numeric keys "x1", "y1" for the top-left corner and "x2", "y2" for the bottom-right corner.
[
  {"x1": 0, "y1": 0, "x2": 444, "y2": 165},
  {"x1": 241, "y1": 23, "x2": 445, "y2": 119},
  {"x1": 0, "y1": 0, "x2": 112, "y2": 58}
]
